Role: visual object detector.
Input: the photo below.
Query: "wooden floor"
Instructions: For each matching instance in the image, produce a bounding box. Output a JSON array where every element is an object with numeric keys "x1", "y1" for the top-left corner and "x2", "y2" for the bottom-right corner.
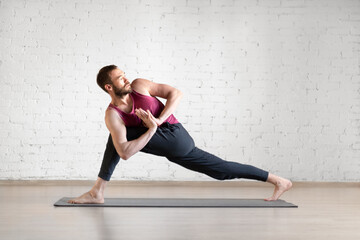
[{"x1": 0, "y1": 180, "x2": 359, "y2": 240}]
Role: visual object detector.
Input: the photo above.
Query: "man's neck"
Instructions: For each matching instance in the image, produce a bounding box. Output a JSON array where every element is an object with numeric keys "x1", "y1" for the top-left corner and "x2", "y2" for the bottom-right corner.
[{"x1": 111, "y1": 93, "x2": 131, "y2": 107}]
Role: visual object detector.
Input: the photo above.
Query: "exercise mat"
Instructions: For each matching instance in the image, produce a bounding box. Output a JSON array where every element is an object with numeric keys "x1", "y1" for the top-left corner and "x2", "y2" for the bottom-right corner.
[{"x1": 54, "y1": 197, "x2": 297, "y2": 208}]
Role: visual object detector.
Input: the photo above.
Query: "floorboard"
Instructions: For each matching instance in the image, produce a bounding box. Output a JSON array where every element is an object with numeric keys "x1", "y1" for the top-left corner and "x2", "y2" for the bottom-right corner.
[{"x1": 0, "y1": 181, "x2": 359, "y2": 240}]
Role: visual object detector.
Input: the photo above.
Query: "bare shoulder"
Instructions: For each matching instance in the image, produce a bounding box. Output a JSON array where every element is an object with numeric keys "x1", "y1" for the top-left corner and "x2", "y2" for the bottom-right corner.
[
  {"x1": 105, "y1": 107, "x2": 118, "y2": 120},
  {"x1": 131, "y1": 78, "x2": 152, "y2": 96},
  {"x1": 131, "y1": 78, "x2": 180, "y2": 99},
  {"x1": 105, "y1": 107, "x2": 128, "y2": 147},
  {"x1": 105, "y1": 108, "x2": 124, "y2": 129}
]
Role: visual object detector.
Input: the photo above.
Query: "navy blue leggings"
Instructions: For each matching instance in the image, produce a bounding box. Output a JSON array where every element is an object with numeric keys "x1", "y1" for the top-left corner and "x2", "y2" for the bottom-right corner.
[{"x1": 98, "y1": 123, "x2": 269, "y2": 182}]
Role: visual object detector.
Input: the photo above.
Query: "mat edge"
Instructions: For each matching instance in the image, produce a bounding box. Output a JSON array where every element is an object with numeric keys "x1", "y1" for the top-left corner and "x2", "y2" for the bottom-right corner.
[{"x1": 54, "y1": 197, "x2": 297, "y2": 208}]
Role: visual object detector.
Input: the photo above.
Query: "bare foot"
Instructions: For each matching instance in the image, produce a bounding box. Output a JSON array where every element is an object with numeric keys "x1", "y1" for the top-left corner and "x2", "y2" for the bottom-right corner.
[
  {"x1": 67, "y1": 190, "x2": 104, "y2": 204},
  {"x1": 265, "y1": 175, "x2": 292, "y2": 201}
]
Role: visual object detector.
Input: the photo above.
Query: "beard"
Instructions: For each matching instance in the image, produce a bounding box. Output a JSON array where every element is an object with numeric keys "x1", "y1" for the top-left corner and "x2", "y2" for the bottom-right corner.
[{"x1": 113, "y1": 84, "x2": 132, "y2": 98}]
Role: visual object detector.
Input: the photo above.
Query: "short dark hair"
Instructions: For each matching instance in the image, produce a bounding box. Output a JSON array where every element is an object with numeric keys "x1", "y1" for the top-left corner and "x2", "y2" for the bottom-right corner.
[{"x1": 96, "y1": 64, "x2": 118, "y2": 93}]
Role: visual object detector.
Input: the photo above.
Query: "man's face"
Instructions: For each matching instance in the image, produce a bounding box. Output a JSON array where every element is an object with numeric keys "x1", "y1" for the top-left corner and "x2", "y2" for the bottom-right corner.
[{"x1": 108, "y1": 68, "x2": 132, "y2": 97}]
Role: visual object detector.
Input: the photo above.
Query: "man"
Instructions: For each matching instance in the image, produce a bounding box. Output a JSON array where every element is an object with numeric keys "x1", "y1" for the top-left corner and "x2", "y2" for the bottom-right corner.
[{"x1": 68, "y1": 65, "x2": 292, "y2": 204}]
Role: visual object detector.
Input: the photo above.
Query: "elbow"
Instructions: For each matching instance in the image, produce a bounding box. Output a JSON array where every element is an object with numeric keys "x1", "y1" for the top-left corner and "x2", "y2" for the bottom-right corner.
[
  {"x1": 116, "y1": 149, "x2": 131, "y2": 160},
  {"x1": 176, "y1": 89, "x2": 183, "y2": 99},
  {"x1": 120, "y1": 153, "x2": 130, "y2": 160},
  {"x1": 114, "y1": 143, "x2": 132, "y2": 160},
  {"x1": 168, "y1": 89, "x2": 182, "y2": 100}
]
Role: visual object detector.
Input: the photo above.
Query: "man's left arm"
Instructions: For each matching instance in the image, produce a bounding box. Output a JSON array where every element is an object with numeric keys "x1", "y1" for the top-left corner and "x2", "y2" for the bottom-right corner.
[{"x1": 131, "y1": 78, "x2": 183, "y2": 126}]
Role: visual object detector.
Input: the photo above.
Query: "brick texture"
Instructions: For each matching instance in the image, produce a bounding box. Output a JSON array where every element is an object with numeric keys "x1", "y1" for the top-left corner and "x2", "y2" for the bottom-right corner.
[{"x1": 0, "y1": 0, "x2": 359, "y2": 181}]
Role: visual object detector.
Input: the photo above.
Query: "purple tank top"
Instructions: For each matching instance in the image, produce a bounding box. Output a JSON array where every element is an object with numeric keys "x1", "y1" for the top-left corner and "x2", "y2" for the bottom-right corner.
[{"x1": 108, "y1": 90, "x2": 179, "y2": 127}]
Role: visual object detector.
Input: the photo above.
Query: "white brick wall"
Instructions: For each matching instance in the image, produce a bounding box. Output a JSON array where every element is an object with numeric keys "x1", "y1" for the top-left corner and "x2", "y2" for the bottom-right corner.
[{"x1": 0, "y1": 0, "x2": 359, "y2": 181}]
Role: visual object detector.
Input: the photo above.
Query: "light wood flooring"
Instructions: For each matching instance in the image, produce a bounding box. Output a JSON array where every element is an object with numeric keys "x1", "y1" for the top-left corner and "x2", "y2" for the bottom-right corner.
[{"x1": 0, "y1": 180, "x2": 359, "y2": 240}]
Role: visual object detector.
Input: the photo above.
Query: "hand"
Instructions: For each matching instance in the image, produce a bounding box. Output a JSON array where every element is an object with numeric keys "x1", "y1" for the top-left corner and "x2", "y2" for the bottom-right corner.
[
  {"x1": 152, "y1": 117, "x2": 164, "y2": 126},
  {"x1": 135, "y1": 108, "x2": 158, "y2": 130}
]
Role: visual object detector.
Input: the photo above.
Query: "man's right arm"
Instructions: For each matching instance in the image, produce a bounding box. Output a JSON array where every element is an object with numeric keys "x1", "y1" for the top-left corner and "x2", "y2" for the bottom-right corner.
[{"x1": 105, "y1": 109, "x2": 157, "y2": 160}]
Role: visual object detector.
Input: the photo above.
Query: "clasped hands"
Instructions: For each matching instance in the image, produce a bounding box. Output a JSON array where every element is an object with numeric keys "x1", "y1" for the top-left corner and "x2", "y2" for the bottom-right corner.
[{"x1": 135, "y1": 108, "x2": 163, "y2": 129}]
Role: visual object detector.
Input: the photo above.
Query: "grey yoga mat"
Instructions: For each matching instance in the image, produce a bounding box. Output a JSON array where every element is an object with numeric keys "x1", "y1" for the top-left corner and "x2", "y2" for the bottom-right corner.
[{"x1": 54, "y1": 197, "x2": 297, "y2": 208}]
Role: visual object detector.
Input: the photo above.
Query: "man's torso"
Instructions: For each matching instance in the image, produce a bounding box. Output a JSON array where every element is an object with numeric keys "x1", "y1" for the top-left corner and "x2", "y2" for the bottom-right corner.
[{"x1": 108, "y1": 89, "x2": 179, "y2": 127}]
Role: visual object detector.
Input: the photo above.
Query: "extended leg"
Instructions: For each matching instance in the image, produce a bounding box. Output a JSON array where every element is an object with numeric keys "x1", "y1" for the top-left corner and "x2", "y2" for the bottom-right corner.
[
  {"x1": 167, "y1": 147, "x2": 269, "y2": 182},
  {"x1": 167, "y1": 147, "x2": 292, "y2": 200}
]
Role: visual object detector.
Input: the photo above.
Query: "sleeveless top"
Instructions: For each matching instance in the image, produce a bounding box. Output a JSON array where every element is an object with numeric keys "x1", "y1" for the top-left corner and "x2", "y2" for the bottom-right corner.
[{"x1": 107, "y1": 90, "x2": 179, "y2": 127}]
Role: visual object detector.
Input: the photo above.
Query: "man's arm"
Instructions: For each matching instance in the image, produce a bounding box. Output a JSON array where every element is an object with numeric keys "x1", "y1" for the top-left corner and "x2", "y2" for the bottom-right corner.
[
  {"x1": 131, "y1": 78, "x2": 183, "y2": 125},
  {"x1": 105, "y1": 108, "x2": 157, "y2": 160}
]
